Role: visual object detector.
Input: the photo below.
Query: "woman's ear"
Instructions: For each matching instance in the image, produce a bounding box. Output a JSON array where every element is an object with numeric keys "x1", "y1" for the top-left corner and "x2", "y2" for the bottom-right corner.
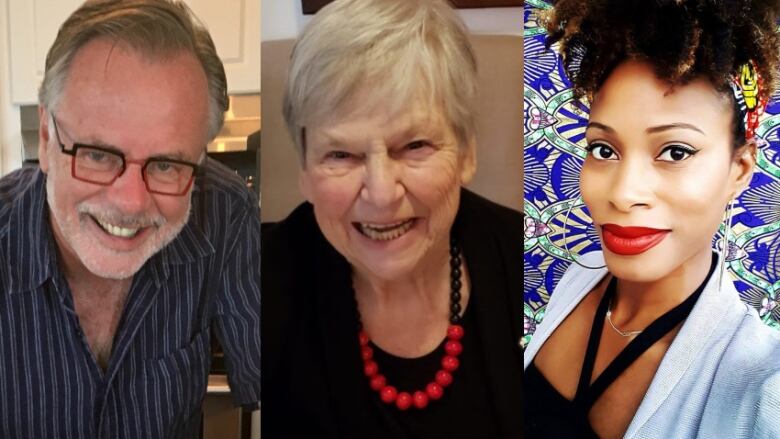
[
  {"x1": 728, "y1": 140, "x2": 757, "y2": 198},
  {"x1": 459, "y1": 135, "x2": 477, "y2": 185}
]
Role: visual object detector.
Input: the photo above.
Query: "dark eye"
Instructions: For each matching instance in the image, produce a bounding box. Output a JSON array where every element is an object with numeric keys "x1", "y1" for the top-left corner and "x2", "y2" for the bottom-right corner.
[
  {"x1": 657, "y1": 145, "x2": 698, "y2": 162},
  {"x1": 586, "y1": 143, "x2": 618, "y2": 161},
  {"x1": 325, "y1": 151, "x2": 352, "y2": 160},
  {"x1": 406, "y1": 140, "x2": 428, "y2": 150},
  {"x1": 151, "y1": 161, "x2": 174, "y2": 172},
  {"x1": 85, "y1": 151, "x2": 108, "y2": 162}
]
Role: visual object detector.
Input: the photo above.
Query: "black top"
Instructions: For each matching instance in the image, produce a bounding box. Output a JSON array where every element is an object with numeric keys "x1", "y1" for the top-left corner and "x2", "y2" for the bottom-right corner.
[
  {"x1": 370, "y1": 303, "x2": 497, "y2": 438},
  {"x1": 261, "y1": 189, "x2": 523, "y2": 438},
  {"x1": 524, "y1": 253, "x2": 716, "y2": 438}
]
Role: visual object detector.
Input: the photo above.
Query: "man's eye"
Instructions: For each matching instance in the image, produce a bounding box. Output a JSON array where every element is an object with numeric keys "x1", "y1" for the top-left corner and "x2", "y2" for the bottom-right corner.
[
  {"x1": 86, "y1": 151, "x2": 108, "y2": 162},
  {"x1": 151, "y1": 161, "x2": 174, "y2": 172},
  {"x1": 585, "y1": 143, "x2": 618, "y2": 161},
  {"x1": 657, "y1": 145, "x2": 698, "y2": 162}
]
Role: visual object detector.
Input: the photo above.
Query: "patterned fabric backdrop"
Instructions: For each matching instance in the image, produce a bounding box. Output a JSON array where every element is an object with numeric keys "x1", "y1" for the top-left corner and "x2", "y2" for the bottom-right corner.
[{"x1": 523, "y1": 0, "x2": 780, "y2": 347}]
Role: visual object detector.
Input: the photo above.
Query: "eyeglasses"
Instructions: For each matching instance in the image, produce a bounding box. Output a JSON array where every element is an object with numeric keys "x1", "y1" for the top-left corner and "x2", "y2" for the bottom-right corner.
[{"x1": 51, "y1": 114, "x2": 200, "y2": 196}]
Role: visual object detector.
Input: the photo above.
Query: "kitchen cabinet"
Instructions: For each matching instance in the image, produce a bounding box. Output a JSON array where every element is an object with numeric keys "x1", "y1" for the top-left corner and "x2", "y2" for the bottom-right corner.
[{"x1": 7, "y1": 0, "x2": 260, "y2": 104}]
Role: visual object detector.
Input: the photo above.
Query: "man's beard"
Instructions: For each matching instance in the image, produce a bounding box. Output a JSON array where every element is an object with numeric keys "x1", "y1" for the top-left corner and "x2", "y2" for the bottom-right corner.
[{"x1": 45, "y1": 171, "x2": 191, "y2": 280}]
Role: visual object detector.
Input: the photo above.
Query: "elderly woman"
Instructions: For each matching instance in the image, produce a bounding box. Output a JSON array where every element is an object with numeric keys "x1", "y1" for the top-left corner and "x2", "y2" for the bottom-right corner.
[
  {"x1": 524, "y1": 0, "x2": 780, "y2": 438},
  {"x1": 261, "y1": 0, "x2": 522, "y2": 437}
]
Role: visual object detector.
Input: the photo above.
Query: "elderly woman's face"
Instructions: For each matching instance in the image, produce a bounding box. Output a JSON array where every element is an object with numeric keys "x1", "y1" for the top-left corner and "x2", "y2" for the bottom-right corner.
[
  {"x1": 581, "y1": 60, "x2": 753, "y2": 282},
  {"x1": 300, "y1": 93, "x2": 476, "y2": 281}
]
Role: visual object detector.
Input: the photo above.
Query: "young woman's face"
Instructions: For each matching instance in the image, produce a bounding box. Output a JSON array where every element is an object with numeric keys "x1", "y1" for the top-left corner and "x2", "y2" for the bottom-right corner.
[{"x1": 581, "y1": 60, "x2": 754, "y2": 282}]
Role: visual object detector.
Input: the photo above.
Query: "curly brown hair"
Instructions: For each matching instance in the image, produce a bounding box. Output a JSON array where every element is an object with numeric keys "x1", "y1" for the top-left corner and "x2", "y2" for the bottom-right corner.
[{"x1": 545, "y1": 0, "x2": 780, "y2": 144}]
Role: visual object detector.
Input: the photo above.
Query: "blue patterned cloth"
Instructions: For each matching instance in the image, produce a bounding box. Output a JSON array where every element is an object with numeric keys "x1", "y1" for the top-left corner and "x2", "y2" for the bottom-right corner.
[
  {"x1": 0, "y1": 160, "x2": 261, "y2": 438},
  {"x1": 524, "y1": 0, "x2": 780, "y2": 347}
]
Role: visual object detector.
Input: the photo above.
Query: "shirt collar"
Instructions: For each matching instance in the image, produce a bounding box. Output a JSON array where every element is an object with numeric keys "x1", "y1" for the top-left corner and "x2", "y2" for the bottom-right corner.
[
  {"x1": 6, "y1": 168, "x2": 56, "y2": 294},
  {"x1": 137, "y1": 181, "x2": 216, "y2": 286}
]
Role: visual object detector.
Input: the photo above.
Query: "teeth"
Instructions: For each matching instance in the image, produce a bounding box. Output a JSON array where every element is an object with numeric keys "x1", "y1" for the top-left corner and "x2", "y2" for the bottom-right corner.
[
  {"x1": 358, "y1": 219, "x2": 414, "y2": 241},
  {"x1": 97, "y1": 219, "x2": 140, "y2": 238}
]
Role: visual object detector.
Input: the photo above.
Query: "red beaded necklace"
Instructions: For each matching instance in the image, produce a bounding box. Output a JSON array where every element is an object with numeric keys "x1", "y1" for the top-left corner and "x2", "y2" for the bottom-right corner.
[{"x1": 357, "y1": 237, "x2": 464, "y2": 410}]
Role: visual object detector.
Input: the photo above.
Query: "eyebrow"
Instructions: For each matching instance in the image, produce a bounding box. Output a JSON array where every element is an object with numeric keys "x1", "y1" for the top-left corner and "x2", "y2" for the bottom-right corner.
[
  {"x1": 75, "y1": 140, "x2": 194, "y2": 162},
  {"x1": 57, "y1": 118, "x2": 197, "y2": 162},
  {"x1": 323, "y1": 117, "x2": 446, "y2": 146},
  {"x1": 645, "y1": 123, "x2": 705, "y2": 135},
  {"x1": 586, "y1": 121, "x2": 705, "y2": 135},
  {"x1": 78, "y1": 142, "x2": 191, "y2": 161}
]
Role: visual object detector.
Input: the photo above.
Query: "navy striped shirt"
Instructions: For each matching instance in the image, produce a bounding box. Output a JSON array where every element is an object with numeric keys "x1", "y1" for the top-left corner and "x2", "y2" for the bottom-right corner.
[{"x1": 0, "y1": 159, "x2": 260, "y2": 438}]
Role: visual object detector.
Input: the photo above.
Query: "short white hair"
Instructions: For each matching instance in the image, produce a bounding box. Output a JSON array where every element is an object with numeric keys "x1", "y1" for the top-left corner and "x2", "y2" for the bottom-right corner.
[{"x1": 283, "y1": 0, "x2": 478, "y2": 159}]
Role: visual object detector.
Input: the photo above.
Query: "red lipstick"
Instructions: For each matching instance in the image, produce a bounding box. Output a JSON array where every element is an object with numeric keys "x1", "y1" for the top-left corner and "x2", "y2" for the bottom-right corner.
[{"x1": 601, "y1": 224, "x2": 670, "y2": 256}]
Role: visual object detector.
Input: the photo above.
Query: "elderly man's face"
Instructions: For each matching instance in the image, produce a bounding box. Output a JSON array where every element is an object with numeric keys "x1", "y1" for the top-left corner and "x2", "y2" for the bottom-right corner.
[
  {"x1": 38, "y1": 39, "x2": 210, "y2": 279},
  {"x1": 300, "y1": 92, "x2": 476, "y2": 282}
]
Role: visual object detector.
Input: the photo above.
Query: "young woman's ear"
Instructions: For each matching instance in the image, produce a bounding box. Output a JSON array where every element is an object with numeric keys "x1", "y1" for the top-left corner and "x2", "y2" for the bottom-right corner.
[{"x1": 728, "y1": 139, "x2": 757, "y2": 198}]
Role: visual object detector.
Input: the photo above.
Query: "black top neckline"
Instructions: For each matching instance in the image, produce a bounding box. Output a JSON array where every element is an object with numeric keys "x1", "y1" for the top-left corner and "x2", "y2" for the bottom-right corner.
[
  {"x1": 524, "y1": 252, "x2": 717, "y2": 437},
  {"x1": 574, "y1": 252, "x2": 716, "y2": 408},
  {"x1": 369, "y1": 302, "x2": 474, "y2": 362},
  {"x1": 261, "y1": 189, "x2": 523, "y2": 438}
]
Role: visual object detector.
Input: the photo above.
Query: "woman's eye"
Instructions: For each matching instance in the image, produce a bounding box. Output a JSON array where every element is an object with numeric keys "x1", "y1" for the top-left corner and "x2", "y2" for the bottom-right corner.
[
  {"x1": 406, "y1": 140, "x2": 429, "y2": 150},
  {"x1": 586, "y1": 143, "x2": 617, "y2": 161},
  {"x1": 657, "y1": 145, "x2": 697, "y2": 162},
  {"x1": 324, "y1": 151, "x2": 353, "y2": 160}
]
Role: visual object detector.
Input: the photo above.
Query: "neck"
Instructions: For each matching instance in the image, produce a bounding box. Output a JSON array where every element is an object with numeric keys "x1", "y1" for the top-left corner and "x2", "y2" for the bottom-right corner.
[
  {"x1": 352, "y1": 244, "x2": 469, "y2": 357},
  {"x1": 612, "y1": 247, "x2": 713, "y2": 323},
  {"x1": 353, "y1": 253, "x2": 452, "y2": 313}
]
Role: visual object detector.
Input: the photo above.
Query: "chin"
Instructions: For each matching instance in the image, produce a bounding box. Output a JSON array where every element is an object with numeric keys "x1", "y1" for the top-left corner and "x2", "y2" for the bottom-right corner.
[
  {"x1": 77, "y1": 248, "x2": 150, "y2": 279},
  {"x1": 603, "y1": 254, "x2": 669, "y2": 283},
  {"x1": 354, "y1": 257, "x2": 418, "y2": 282}
]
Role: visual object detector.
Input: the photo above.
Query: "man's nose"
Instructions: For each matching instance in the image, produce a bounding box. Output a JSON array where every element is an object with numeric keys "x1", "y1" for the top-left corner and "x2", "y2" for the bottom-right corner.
[{"x1": 106, "y1": 163, "x2": 151, "y2": 214}]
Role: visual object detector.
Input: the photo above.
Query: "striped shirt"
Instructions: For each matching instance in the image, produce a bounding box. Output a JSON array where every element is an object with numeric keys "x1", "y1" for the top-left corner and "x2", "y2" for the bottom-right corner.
[{"x1": 0, "y1": 159, "x2": 261, "y2": 438}]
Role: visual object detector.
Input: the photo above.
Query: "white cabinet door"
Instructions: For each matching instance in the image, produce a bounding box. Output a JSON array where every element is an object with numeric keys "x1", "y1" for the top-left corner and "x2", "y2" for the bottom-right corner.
[
  {"x1": 8, "y1": 0, "x2": 260, "y2": 104},
  {"x1": 184, "y1": 0, "x2": 260, "y2": 93},
  {"x1": 7, "y1": 0, "x2": 81, "y2": 104}
]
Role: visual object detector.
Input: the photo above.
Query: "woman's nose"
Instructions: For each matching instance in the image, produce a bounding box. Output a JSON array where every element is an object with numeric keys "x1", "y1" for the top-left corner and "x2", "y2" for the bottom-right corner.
[
  {"x1": 606, "y1": 159, "x2": 654, "y2": 212},
  {"x1": 360, "y1": 154, "x2": 404, "y2": 208}
]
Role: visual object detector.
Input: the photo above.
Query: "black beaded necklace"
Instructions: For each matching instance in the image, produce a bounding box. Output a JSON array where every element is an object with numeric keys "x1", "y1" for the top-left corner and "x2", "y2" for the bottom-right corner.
[{"x1": 357, "y1": 236, "x2": 465, "y2": 410}]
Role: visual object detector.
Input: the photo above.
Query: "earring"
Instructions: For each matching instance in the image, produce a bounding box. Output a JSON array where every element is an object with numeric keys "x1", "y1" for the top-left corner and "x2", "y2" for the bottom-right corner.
[
  {"x1": 562, "y1": 199, "x2": 606, "y2": 270},
  {"x1": 718, "y1": 198, "x2": 735, "y2": 288}
]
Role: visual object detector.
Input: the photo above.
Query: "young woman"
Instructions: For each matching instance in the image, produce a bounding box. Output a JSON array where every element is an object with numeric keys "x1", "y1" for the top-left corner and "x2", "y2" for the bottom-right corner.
[{"x1": 524, "y1": 1, "x2": 780, "y2": 437}]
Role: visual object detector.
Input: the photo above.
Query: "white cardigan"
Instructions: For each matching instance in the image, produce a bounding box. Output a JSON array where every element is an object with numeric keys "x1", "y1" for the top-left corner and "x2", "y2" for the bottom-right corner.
[{"x1": 524, "y1": 252, "x2": 780, "y2": 438}]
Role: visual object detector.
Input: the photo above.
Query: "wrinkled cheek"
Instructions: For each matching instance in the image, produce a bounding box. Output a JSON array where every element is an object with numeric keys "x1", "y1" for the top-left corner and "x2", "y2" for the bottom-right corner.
[
  {"x1": 308, "y1": 177, "x2": 360, "y2": 253},
  {"x1": 424, "y1": 173, "x2": 463, "y2": 239}
]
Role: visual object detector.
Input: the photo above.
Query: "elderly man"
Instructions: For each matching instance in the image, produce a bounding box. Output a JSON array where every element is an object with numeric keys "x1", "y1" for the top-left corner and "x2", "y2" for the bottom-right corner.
[{"x1": 0, "y1": 1, "x2": 260, "y2": 438}]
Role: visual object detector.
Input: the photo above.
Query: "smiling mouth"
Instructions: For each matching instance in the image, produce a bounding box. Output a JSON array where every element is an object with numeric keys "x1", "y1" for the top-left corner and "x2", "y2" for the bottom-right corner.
[
  {"x1": 91, "y1": 216, "x2": 142, "y2": 239},
  {"x1": 354, "y1": 218, "x2": 416, "y2": 241}
]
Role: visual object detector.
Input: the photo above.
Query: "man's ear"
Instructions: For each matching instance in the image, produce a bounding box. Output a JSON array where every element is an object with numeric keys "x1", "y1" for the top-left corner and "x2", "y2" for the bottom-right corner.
[
  {"x1": 459, "y1": 135, "x2": 477, "y2": 185},
  {"x1": 38, "y1": 106, "x2": 51, "y2": 173},
  {"x1": 728, "y1": 139, "x2": 757, "y2": 199}
]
